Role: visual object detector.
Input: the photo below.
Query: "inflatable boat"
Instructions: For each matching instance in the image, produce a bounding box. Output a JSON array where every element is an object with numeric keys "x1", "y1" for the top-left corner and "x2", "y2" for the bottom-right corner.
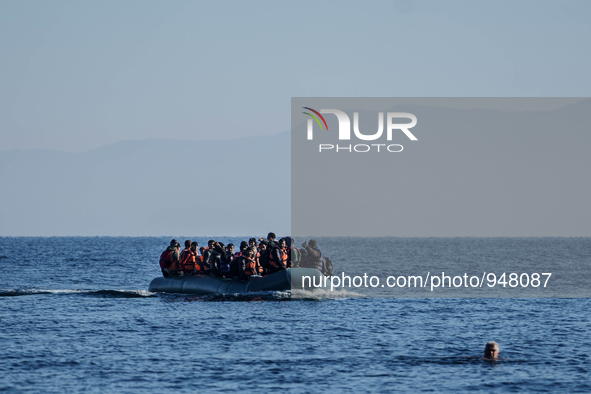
[{"x1": 148, "y1": 267, "x2": 327, "y2": 295}]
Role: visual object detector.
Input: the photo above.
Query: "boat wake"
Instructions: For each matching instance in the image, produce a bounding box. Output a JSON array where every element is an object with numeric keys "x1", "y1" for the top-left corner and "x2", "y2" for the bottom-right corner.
[
  {"x1": 290, "y1": 287, "x2": 365, "y2": 300},
  {"x1": 157, "y1": 288, "x2": 365, "y2": 302},
  {"x1": 168, "y1": 290, "x2": 293, "y2": 302},
  {"x1": 0, "y1": 287, "x2": 362, "y2": 300},
  {"x1": 0, "y1": 289, "x2": 157, "y2": 298}
]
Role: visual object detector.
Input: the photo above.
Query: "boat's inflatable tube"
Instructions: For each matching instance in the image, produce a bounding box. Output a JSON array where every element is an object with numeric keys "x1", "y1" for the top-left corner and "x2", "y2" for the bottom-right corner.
[{"x1": 148, "y1": 268, "x2": 327, "y2": 295}]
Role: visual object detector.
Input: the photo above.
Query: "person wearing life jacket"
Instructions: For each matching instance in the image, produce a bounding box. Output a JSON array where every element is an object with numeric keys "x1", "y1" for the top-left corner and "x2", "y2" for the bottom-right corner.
[
  {"x1": 249, "y1": 237, "x2": 258, "y2": 252},
  {"x1": 220, "y1": 243, "x2": 234, "y2": 278},
  {"x1": 279, "y1": 238, "x2": 289, "y2": 267},
  {"x1": 292, "y1": 238, "x2": 302, "y2": 268},
  {"x1": 266, "y1": 238, "x2": 287, "y2": 274},
  {"x1": 259, "y1": 232, "x2": 278, "y2": 249},
  {"x1": 159, "y1": 239, "x2": 182, "y2": 277},
  {"x1": 209, "y1": 242, "x2": 232, "y2": 277},
  {"x1": 258, "y1": 239, "x2": 271, "y2": 275},
  {"x1": 267, "y1": 232, "x2": 278, "y2": 247},
  {"x1": 256, "y1": 241, "x2": 266, "y2": 275},
  {"x1": 237, "y1": 247, "x2": 259, "y2": 280},
  {"x1": 232, "y1": 247, "x2": 247, "y2": 278},
  {"x1": 231, "y1": 241, "x2": 247, "y2": 276},
  {"x1": 187, "y1": 242, "x2": 201, "y2": 274},
  {"x1": 286, "y1": 237, "x2": 300, "y2": 268},
  {"x1": 179, "y1": 240, "x2": 199, "y2": 275},
  {"x1": 301, "y1": 239, "x2": 323, "y2": 271},
  {"x1": 196, "y1": 246, "x2": 206, "y2": 274},
  {"x1": 235, "y1": 241, "x2": 248, "y2": 260}
]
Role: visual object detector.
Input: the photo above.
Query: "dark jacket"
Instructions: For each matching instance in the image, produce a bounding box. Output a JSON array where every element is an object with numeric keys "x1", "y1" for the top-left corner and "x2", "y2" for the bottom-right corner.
[
  {"x1": 210, "y1": 244, "x2": 233, "y2": 277},
  {"x1": 202, "y1": 248, "x2": 213, "y2": 273},
  {"x1": 230, "y1": 257, "x2": 241, "y2": 278},
  {"x1": 235, "y1": 255, "x2": 257, "y2": 279},
  {"x1": 303, "y1": 246, "x2": 323, "y2": 271},
  {"x1": 267, "y1": 246, "x2": 286, "y2": 273}
]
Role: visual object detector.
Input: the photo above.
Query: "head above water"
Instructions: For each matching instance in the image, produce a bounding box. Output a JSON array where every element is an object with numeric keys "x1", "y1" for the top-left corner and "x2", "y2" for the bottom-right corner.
[
  {"x1": 484, "y1": 341, "x2": 499, "y2": 358},
  {"x1": 191, "y1": 242, "x2": 198, "y2": 250},
  {"x1": 267, "y1": 232, "x2": 276, "y2": 241},
  {"x1": 170, "y1": 239, "x2": 180, "y2": 248},
  {"x1": 184, "y1": 240, "x2": 192, "y2": 249},
  {"x1": 308, "y1": 239, "x2": 318, "y2": 248}
]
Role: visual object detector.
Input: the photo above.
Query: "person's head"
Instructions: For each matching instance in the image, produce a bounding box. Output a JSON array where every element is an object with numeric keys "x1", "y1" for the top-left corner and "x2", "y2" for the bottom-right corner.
[
  {"x1": 309, "y1": 239, "x2": 318, "y2": 248},
  {"x1": 279, "y1": 238, "x2": 287, "y2": 249},
  {"x1": 259, "y1": 242, "x2": 267, "y2": 252},
  {"x1": 191, "y1": 242, "x2": 198, "y2": 251},
  {"x1": 240, "y1": 241, "x2": 248, "y2": 252},
  {"x1": 484, "y1": 341, "x2": 499, "y2": 358},
  {"x1": 170, "y1": 239, "x2": 180, "y2": 249},
  {"x1": 286, "y1": 237, "x2": 294, "y2": 248},
  {"x1": 245, "y1": 246, "x2": 255, "y2": 259},
  {"x1": 249, "y1": 237, "x2": 258, "y2": 247},
  {"x1": 267, "y1": 232, "x2": 276, "y2": 241},
  {"x1": 184, "y1": 240, "x2": 192, "y2": 249},
  {"x1": 199, "y1": 246, "x2": 206, "y2": 255},
  {"x1": 227, "y1": 243, "x2": 234, "y2": 253},
  {"x1": 208, "y1": 240, "x2": 215, "y2": 248}
]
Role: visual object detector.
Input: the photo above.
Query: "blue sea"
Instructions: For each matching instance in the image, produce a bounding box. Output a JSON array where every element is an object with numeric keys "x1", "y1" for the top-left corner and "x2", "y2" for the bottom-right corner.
[{"x1": 1, "y1": 237, "x2": 591, "y2": 393}]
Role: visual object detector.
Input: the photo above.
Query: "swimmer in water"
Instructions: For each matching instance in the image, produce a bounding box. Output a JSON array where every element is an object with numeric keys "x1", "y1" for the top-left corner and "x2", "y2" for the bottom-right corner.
[{"x1": 484, "y1": 341, "x2": 500, "y2": 359}]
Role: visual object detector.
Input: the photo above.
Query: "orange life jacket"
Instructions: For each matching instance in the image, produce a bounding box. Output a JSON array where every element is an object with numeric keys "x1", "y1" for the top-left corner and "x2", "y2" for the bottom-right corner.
[
  {"x1": 244, "y1": 257, "x2": 258, "y2": 277},
  {"x1": 256, "y1": 252, "x2": 263, "y2": 274},
  {"x1": 195, "y1": 255, "x2": 204, "y2": 273},
  {"x1": 269, "y1": 247, "x2": 288, "y2": 269},
  {"x1": 160, "y1": 249, "x2": 180, "y2": 271},
  {"x1": 179, "y1": 248, "x2": 196, "y2": 274}
]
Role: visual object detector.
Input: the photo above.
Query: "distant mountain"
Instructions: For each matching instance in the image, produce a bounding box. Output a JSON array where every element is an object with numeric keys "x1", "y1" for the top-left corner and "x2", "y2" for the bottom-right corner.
[
  {"x1": 0, "y1": 132, "x2": 290, "y2": 236},
  {"x1": 4, "y1": 98, "x2": 591, "y2": 237}
]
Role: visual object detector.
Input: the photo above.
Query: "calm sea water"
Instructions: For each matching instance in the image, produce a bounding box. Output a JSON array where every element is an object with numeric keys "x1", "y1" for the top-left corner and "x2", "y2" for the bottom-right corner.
[{"x1": 1, "y1": 237, "x2": 590, "y2": 393}]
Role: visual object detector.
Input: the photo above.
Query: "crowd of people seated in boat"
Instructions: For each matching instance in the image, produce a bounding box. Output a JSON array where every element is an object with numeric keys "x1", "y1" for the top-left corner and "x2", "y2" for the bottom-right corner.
[{"x1": 159, "y1": 232, "x2": 333, "y2": 280}]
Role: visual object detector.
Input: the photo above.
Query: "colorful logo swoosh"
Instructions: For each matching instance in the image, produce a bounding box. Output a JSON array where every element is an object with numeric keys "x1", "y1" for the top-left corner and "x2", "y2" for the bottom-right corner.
[{"x1": 302, "y1": 107, "x2": 329, "y2": 131}]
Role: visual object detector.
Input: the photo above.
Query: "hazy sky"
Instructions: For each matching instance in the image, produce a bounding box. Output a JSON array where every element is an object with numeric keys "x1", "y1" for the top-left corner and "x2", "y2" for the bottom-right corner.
[{"x1": 2, "y1": 0, "x2": 590, "y2": 152}]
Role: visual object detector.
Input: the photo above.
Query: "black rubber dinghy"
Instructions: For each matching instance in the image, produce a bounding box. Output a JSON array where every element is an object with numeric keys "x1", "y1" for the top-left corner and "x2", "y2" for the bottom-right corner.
[{"x1": 149, "y1": 268, "x2": 326, "y2": 295}]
